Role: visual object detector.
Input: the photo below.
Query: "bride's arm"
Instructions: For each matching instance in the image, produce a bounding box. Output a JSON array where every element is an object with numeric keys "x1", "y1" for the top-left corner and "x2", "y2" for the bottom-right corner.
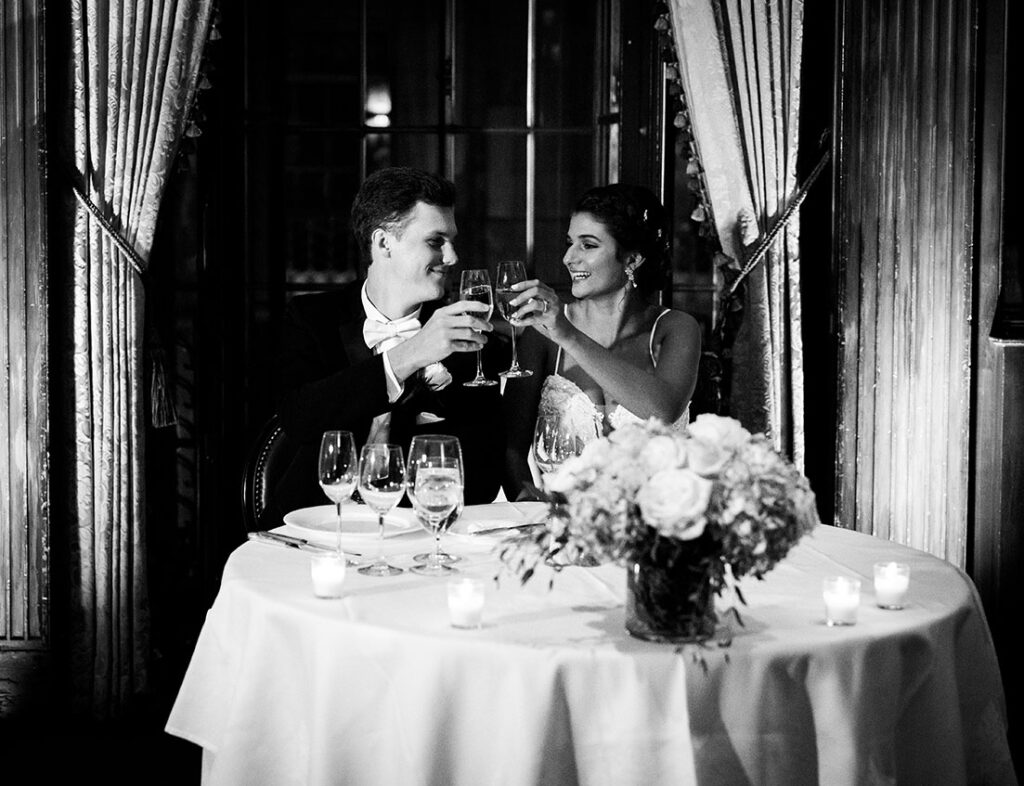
[{"x1": 510, "y1": 282, "x2": 701, "y2": 423}]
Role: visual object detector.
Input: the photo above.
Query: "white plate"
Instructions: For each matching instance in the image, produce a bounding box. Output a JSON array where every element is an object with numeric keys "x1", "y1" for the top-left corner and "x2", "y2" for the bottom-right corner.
[{"x1": 283, "y1": 504, "x2": 419, "y2": 540}]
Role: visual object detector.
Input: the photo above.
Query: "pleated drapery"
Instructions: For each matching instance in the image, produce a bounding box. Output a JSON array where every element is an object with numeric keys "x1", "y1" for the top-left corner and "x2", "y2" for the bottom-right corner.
[
  {"x1": 667, "y1": 0, "x2": 805, "y2": 465},
  {"x1": 833, "y1": 0, "x2": 976, "y2": 565},
  {"x1": 69, "y1": 0, "x2": 213, "y2": 716}
]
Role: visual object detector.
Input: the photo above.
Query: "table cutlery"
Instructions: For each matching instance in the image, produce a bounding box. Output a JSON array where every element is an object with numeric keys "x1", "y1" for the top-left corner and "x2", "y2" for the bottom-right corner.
[
  {"x1": 248, "y1": 530, "x2": 361, "y2": 556},
  {"x1": 466, "y1": 520, "x2": 546, "y2": 535}
]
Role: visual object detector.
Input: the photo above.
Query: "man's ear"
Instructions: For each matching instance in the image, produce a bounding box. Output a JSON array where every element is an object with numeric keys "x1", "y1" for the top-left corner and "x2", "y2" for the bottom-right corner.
[{"x1": 371, "y1": 227, "x2": 391, "y2": 258}]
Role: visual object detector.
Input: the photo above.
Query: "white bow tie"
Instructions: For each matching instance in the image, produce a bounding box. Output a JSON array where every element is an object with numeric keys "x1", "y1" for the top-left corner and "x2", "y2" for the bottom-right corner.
[
  {"x1": 362, "y1": 315, "x2": 452, "y2": 391},
  {"x1": 362, "y1": 315, "x2": 422, "y2": 351}
]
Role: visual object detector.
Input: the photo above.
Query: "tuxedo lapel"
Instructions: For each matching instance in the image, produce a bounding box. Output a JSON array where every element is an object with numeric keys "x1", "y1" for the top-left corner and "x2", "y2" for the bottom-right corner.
[{"x1": 339, "y1": 302, "x2": 373, "y2": 367}]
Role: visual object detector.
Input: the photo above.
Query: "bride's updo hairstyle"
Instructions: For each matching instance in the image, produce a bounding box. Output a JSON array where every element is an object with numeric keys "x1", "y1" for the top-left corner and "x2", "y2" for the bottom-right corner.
[{"x1": 572, "y1": 184, "x2": 670, "y2": 296}]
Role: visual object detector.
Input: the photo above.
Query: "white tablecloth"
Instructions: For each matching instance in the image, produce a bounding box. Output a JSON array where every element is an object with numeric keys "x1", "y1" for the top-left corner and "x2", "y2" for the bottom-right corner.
[{"x1": 166, "y1": 511, "x2": 1016, "y2": 786}]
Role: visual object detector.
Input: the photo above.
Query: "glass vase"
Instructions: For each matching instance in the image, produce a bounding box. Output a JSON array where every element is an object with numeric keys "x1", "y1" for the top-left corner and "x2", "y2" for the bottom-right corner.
[{"x1": 625, "y1": 554, "x2": 717, "y2": 643}]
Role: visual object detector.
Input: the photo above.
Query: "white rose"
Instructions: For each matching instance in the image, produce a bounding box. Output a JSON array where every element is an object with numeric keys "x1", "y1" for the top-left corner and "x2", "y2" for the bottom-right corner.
[
  {"x1": 544, "y1": 455, "x2": 586, "y2": 494},
  {"x1": 687, "y1": 414, "x2": 752, "y2": 450},
  {"x1": 636, "y1": 468, "x2": 713, "y2": 540},
  {"x1": 685, "y1": 438, "x2": 731, "y2": 476},
  {"x1": 639, "y1": 435, "x2": 683, "y2": 473},
  {"x1": 579, "y1": 437, "x2": 612, "y2": 465},
  {"x1": 608, "y1": 423, "x2": 649, "y2": 456}
]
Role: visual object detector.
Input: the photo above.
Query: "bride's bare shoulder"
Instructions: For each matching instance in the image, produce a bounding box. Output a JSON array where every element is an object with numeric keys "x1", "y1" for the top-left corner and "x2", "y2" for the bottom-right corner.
[{"x1": 654, "y1": 307, "x2": 701, "y2": 343}]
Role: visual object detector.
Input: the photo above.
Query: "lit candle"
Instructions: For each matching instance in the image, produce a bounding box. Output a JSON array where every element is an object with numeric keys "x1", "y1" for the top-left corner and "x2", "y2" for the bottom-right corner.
[
  {"x1": 447, "y1": 577, "x2": 485, "y2": 629},
  {"x1": 822, "y1": 576, "x2": 861, "y2": 626},
  {"x1": 310, "y1": 553, "x2": 347, "y2": 598},
  {"x1": 873, "y1": 561, "x2": 910, "y2": 609}
]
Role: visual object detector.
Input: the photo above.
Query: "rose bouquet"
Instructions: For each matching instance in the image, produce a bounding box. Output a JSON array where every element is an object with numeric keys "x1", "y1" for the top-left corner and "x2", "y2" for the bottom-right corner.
[{"x1": 500, "y1": 414, "x2": 821, "y2": 642}]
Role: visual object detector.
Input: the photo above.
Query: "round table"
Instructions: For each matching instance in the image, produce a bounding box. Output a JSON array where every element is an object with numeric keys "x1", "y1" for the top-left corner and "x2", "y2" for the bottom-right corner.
[{"x1": 165, "y1": 506, "x2": 1015, "y2": 785}]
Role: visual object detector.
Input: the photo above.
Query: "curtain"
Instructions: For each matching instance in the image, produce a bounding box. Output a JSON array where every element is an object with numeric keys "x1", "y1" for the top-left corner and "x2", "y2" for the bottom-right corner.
[
  {"x1": 667, "y1": 0, "x2": 805, "y2": 465},
  {"x1": 69, "y1": 0, "x2": 213, "y2": 716}
]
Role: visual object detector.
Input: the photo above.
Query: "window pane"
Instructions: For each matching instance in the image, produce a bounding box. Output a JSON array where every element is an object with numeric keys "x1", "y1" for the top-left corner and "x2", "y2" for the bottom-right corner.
[
  {"x1": 452, "y1": 133, "x2": 527, "y2": 271},
  {"x1": 535, "y1": 0, "x2": 599, "y2": 128},
  {"x1": 534, "y1": 131, "x2": 596, "y2": 285},
  {"x1": 283, "y1": 130, "x2": 362, "y2": 286},
  {"x1": 455, "y1": 4, "x2": 528, "y2": 127},
  {"x1": 365, "y1": 133, "x2": 441, "y2": 175},
  {"x1": 281, "y1": 1, "x2": 360, "y2": 127},
  {"x1": 367, "y1": 0, "x2": 445, "y2": 128}
]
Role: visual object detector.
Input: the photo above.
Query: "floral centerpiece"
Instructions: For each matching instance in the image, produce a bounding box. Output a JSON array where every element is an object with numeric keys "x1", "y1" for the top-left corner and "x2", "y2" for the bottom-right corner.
[{"x1": 501, "y1": 414, "x2": 821, "y2": 643}]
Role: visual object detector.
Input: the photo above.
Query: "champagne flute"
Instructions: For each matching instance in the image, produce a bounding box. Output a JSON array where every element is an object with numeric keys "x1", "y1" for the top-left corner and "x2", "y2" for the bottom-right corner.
[
  {"x1": 406, "y1": 435, "x2": 464, "y2": 576},
  {"x1": 356, "y1": 443, "x2": 406, "y2": 576},
  {"x1": 533, "y1": 411, "x2": 600, "y2": 489},
  {"x1": 460, "y1": 268, "x2": 498, "y2": 387},
  {"x1": 495, "y1": 260, "x2": 533, "y2": 379},
  {"x1": 318, "y1": 430, "x2": 360, "y2": 565}
]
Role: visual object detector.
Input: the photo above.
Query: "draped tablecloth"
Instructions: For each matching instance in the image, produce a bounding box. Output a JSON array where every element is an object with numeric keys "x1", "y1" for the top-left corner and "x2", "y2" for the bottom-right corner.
[{"x1": 165, "y1": 516, "x2": 1016, "y2": 786}]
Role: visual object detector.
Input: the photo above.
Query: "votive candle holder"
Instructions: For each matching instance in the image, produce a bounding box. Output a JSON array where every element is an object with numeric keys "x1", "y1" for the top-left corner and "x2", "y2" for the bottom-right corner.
[
  {"x1": 823, "y1": 576, "x2": 861, "y2": 626},
  {"x1": 873, "y1": 561, "x2": 910, "y2": 609},
  {"x1": 310, "y1": 552, "x2": 347, "y2": 598},
  {"x1": 447, "y1": 577, "x2": 485, "y2": 629}
]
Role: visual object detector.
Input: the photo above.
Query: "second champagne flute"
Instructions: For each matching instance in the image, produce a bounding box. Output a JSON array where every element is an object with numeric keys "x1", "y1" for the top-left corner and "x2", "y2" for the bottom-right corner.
[
  {"x1": 460, "y1": 268, "x2": 498, "y2": 387},
  {"x1": 495, "y1": 260, "x2": 533, "y2": 379},
  {"x1": 318, "y1": 430, "x2": 360, "y2": 566},
  {"x1": 356, "y1": 443, "x2": 406, "y2": 577}
]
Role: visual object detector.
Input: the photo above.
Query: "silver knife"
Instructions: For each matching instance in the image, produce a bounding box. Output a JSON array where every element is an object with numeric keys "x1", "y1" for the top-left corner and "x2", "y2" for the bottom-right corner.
[{"x1": 247, "y1": 531, "x2": 361, "y2": 556}]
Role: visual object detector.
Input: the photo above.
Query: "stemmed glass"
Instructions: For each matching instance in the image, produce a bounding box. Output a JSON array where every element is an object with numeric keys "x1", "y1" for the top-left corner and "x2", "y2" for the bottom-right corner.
[
  {"x1": 495, "y1": 260, "x2": 533, "y2": 379},
  {"x1": 533, "y1": 410, "x2": 600, "y2": 489},
  {"x1": 356, "y1": 443, "x2": 406, "y2": 576},
  {"x1": 406, "y1": 435, "x2": 464, "y2": 576},
  {"x1": 318, "y1": 430, "x2": 360, "y2": 565},
  {"x1": 460, "y1": 268, "x2": 498, "y2": 387}
]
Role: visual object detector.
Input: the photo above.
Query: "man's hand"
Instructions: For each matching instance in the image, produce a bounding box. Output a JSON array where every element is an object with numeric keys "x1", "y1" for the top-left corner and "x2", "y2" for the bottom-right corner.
[{"x1": 387, "y1": 300, "x2": 492, "y2": 383}]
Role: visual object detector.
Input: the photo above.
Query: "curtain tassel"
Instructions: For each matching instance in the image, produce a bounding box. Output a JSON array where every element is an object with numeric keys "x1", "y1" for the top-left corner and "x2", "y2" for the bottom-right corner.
[{"x1": 149, "y1": 345, "x2": 179, "y2": 429}]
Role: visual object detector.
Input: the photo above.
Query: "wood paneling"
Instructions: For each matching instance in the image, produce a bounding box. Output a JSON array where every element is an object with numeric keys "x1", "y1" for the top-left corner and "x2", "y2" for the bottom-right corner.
[
  {"x1": 835, "y1": 0, "x2": 976, "y2": 566},
  {"x1": 0, "y1": 0, "x2": 49, "y2": 709}
]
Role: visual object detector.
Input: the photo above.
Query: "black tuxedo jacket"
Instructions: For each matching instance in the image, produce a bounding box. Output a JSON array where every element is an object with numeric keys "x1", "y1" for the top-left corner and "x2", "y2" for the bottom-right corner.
[{"x1": 261, "y1": 283, "x2": 506, "y2": 528}]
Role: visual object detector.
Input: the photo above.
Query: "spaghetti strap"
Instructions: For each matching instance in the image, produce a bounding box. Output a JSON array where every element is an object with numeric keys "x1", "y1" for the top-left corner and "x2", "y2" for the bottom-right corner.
[{"x1": 648, "y1": 308, "x2": 671, "y2": 366}]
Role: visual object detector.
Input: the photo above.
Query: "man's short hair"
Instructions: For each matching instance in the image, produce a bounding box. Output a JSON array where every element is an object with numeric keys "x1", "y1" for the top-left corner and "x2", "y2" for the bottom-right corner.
[{"x1": 350, "y1": 167, "x2": 457, "y2": 258}]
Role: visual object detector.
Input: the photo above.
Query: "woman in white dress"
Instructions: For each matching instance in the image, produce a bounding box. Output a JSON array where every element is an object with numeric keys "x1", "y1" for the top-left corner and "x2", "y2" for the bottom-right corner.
[{"x1": 502, "y1": 184, "x2": 702, "y2": 499}]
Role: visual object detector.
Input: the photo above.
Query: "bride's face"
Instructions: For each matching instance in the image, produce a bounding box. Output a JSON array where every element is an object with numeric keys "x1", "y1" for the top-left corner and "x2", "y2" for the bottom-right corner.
[{"x1": 563, "y1": 212, "x2": 628, "y2": 299}]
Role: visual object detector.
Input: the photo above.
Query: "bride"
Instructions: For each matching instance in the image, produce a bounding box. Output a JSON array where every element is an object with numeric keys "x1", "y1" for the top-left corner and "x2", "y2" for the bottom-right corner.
[{"x1": 501, "y1": 184, "x2": 702, "y2": 500}]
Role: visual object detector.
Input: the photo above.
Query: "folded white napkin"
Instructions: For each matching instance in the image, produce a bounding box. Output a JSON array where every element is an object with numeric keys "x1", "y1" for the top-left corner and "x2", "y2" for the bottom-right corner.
[{"x1": 462, "y1": 502, "x2": 548, "y2": 534}]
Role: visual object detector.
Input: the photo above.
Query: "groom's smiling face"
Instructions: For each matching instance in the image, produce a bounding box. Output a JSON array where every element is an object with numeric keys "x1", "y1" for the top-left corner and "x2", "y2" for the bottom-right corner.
[{"x1": 383, "y1": 201, "x2": 459, "y2": 305}]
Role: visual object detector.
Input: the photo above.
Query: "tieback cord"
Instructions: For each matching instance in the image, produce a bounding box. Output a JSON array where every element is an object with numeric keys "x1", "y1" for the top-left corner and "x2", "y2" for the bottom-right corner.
[{"x1": 68, "y1": 167, "x2": 179, "y2": 428}]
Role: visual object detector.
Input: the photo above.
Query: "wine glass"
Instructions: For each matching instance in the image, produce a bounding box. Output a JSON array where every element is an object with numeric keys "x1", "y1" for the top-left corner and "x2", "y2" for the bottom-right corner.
[
  {"x1": 318, "y1": 430, "x2": 360, "y2": 565},
  {"x1": 495, "y1": 260, "x2": 533, "y2": 379},
  {"x1": 406, "y1": 435, "x2": 464, "y2": 575},
  {"x1": 533, "y1": 410, "x2": 600, "y2": 489},
  {"x1": 356, "y1": 443, "x2": 406, "y2": 576},
  {"x1": 460, "y1": 269, "x2": 498, "y2": 387}
]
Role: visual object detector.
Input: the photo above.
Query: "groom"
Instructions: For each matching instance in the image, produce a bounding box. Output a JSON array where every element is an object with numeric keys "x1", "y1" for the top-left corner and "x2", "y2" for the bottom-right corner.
[{"x1": 261, "y1": 167, "x2": 505, "y2": 528}]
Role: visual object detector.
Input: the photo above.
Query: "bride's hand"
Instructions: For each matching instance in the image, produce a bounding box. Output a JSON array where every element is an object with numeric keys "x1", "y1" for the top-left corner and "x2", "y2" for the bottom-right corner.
[{"x1": 508, "y1": 280, "x2": 569, "y2": 340}]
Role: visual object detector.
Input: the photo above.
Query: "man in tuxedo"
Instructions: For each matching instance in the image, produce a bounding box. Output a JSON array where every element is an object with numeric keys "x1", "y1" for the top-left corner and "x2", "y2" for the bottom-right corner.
[{"x1": 261, "y1": 167, "x2": 505, "y2": 528}]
